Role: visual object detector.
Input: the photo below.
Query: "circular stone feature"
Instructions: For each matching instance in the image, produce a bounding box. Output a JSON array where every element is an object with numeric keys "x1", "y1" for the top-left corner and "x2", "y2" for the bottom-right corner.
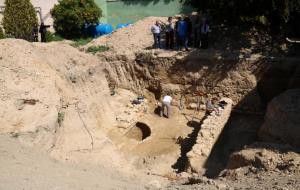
[{"x1": 126, "y1": 122, "x2": 151, "y2": 141}]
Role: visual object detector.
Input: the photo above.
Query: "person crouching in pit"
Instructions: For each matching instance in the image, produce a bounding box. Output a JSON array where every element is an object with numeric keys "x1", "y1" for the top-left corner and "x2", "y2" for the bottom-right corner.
[
  {"x1": 160, "y1": 94, "x2": 173, "y2": 118},
  {"x1": 205, "y1": 97, "x2": 220, "y2": 116}
]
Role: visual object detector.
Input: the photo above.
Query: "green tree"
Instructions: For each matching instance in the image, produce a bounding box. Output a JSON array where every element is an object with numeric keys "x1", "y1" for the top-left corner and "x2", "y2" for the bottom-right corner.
[
  {"x1": 2, "y1": 0, "x2": 38, "y2": 40},
  {"x1": 182, "y1": 0, "x2": 300, "y2": 30},
  {"x1": 0, "y1": 27, "x2": 4, "y2": 39},
  {"x1": 51, "y1": 0, "x2": 102, "y2": 39}
]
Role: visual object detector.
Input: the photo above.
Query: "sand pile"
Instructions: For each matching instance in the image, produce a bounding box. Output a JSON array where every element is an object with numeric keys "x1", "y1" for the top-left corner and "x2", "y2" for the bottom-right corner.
[
  {"x1": 0, "y1": 39, "x2": 129, "y2": 170},
  {"x1": 87, "y1": 17, "x2": 167, "y2": 54}
]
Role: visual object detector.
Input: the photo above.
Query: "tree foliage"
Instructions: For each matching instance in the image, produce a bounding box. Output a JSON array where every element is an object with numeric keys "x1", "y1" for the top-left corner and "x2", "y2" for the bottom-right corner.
[
  {"x1": 2, "y1": 0, "x2": 38, "y2": 40},
  {"x1": 51, "y1": 0, "x2": 102, "y2": 39},
  {"x1": 183, "y1": 0, "x2": 300, "y2": 30},
  {"x1": 0, "y1": 27, "x2": 4, "y2": 39}
]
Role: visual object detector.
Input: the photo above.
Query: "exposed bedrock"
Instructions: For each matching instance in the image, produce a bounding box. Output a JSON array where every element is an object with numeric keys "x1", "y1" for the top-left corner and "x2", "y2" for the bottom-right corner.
[{"x1": 259, "y1": 89, "x2": 300, "y2": 148}]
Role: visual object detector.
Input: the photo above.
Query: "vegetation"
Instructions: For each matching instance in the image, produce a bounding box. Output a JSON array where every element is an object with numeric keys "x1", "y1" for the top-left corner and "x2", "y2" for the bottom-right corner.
[
  {"x1": 51, "y1": 0, "x2": 102, "y2": 39},
  {"x1": 86, "y1": 45, "x2": 109, "y2": 54},
  {"x1": 57, "y1": 112, "x2": 65, "y2": 126},
  {"x1": 45, "y1": 31, "x2": 64, "y2": 42},
  {"x1": 71, "y1": 38, "x2": 93, "y2": 47},
  {"x1": 2, "y1": 0, "x2": 38, "y2": 41},
  {"x1": 183, "y1": 0, "x2": 300, "y2": 33},
  {"x1": 0, "y1": 27, "x2": 4, "y2": 39}
]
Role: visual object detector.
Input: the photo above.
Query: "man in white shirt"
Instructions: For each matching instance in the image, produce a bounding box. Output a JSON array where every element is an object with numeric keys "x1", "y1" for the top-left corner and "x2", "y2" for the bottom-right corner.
[
  {"x1": 151, "y1": 20, "x2": 162, "y2": 48},
  {"x1": 160, "y1": 94, "x2": 172, "y2": 118}
]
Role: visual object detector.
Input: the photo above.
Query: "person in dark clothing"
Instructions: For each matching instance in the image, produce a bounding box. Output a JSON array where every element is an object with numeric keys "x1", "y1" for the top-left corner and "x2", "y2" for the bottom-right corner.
[
  {"x1": 193, "y1": 14, "x2": 202, "y2": 48},
  {"x1": 200, "y1": 18, "x2": 209, "y2": 49},
  {"x1": 184, "y1": 16, "x2": 192, "y2": 47},
  {"x1": 176, "y1": 17, "x2": 189, "y2": 51},
  {"x1": 39, "y1": 22, "x2": 50, "y2": 42},
  {"x1": 32, "y1": 26, "x2": 38, "y2": 42},
  {"x1": 165, "y1": 17, "x2": 174, "y2": 49},
  {"x1": 175, "y1": 16, "x2": 181, "y2": 49}
]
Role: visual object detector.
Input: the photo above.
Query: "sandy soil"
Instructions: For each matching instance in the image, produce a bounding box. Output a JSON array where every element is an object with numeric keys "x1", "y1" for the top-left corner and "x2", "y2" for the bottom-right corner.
[
  {"x1": 0, "y1": 134, "x2": 145, "y2": 190},
  {"x1": 87, "y1": 16, "x2": 168, "y2": 55}
]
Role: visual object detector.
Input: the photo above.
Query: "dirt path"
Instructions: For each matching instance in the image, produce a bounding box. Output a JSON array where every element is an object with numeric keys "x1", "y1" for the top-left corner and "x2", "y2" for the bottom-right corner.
[{"x1": 0, "y1": 135, "x2": 147, "y2": 190}]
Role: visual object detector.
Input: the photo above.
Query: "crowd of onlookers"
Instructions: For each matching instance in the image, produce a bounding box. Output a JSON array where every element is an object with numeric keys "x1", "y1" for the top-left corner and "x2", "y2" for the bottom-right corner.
[{"x1": 151, "y1": 13, "x2": 210, "y2": 51}]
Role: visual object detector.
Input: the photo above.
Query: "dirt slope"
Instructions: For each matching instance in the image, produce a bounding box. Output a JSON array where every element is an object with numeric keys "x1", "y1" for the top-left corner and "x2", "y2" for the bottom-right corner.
[
  {"x1": 0, "y1": 39, "x2": 129, "y2": 170},
  {"x1": 87, "y1": 16, "x2": 167, "y2": 54},
  {"x1": 0, "y1": 134, "x2": 145, "y2": 190}
]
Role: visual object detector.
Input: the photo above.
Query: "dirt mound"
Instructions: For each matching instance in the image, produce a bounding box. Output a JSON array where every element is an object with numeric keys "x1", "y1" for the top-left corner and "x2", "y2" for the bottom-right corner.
[
  {"x1": 227, "y1": 143, "x2": 300, "y2": 172},
  {"x1": 0, "y1": 39, "x2": 128, "y2": 170},
  {"x1": 87, "y1": 17, "x2": 167, "y2": 54},
  {"x1": 259, "y1": 89, "x2": 300, "y2": 147}
]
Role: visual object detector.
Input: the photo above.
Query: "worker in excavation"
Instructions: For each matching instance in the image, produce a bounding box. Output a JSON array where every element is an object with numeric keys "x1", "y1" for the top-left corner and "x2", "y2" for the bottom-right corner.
[
  {"x1": 205, "y1": 97, "x2": 220, "y2": 116},
  {"x1": 160, "y1": 94, "x2": 173, "y2": 118}
]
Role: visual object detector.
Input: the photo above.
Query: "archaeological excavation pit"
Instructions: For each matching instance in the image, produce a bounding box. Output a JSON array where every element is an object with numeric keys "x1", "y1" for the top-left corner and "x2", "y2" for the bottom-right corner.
[
  {"x1": 104, "y1": 49, "x2": 292, "y2": 177},
  {"x1": 125, "y1": 122, "x2": 151, "y2": 141}
]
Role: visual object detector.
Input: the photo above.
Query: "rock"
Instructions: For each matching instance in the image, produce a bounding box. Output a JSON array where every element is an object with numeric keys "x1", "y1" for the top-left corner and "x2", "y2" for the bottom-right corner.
[
  {"x1": 216, "y1": 183, "x2": 227, "y2": 189},
  {"x1": 161, "y1": 83, "x2": 181, "y2": 94},
  {"x1": 14, "y1": 99, "x2": 25, "y2": 110},
  {"x1": 187, "y1": 103, "x2": 198, "y2": 110},
  {"x1": 259, "y1": 89, "x2": 300, "y2": 147},
  {"x1": 226, "y1": 145, "x2": 300, "y2": 172},
  {"x1": 148, "y1": 180, "x2": 161, "y2": 189},
  {"x1": 179, "y1": 172, "x2": 191, "y2": 179}
]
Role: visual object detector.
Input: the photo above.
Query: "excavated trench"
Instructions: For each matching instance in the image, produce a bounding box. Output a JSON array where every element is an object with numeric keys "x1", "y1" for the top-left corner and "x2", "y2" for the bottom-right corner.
[{"x1": 104, "y1": 50, "x2": 300, "y2": 177}]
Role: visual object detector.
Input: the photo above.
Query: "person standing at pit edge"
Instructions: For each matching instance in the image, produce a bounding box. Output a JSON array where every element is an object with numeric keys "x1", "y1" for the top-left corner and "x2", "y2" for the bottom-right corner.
[
  {"x1": 151, "y1": 20, "x2": 162, "y2": 49},
  {"x1": 165, "y1": 17, "x2": 175, "y2": 49},
  {"x1": 39, "y1": 22, "x2": 50, "y2": 42},
  {"x1": 160, "y1": 94, "x2": 173, "y2": 118},
  {"x1": 200, "y1": 18, "x2": 210, "y2": 49},
  {"x1": 176, "y1": 17, "x2": 188, "y2": 51}
]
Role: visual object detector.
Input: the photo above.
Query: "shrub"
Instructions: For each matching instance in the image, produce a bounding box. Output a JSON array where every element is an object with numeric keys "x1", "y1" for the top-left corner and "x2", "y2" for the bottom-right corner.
[
  {"x1": 71, "y1": 38, "x2": 93, "y2": 47},
  {"x1": 86, "y1": 45, "x2": 109, "y2": 54},
  {"x1": 45, "y1": 31, "x2": 64, "y2": 42},
  {"x1": 0, "y1": 27, "x2": 4, "y2": 39},
  {"x1": 51, "y1": 0, "x2": 102, "y2": 39},
  {"x1": 2, "y1": 0, "x2": 38, "y2": 40}
]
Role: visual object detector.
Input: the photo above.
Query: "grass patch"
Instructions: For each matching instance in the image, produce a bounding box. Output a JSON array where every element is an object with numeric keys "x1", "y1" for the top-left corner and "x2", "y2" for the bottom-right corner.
[
  {"x1": 86, "y1": 45, "x2": 109, "y2": 54},
  {"x1": 57, "y1": 112, "x2": 65, "y2": 126},
  {"x1": 71, "y1": 38, "x2": 93, "y2": 47},
  {"x1": 46, "y1": 31, "x2": 64, "y2": 42}
]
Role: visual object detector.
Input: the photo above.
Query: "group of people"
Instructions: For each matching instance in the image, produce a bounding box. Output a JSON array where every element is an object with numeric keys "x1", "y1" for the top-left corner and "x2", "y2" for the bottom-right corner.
[
  {"x1": 31, "y1": 22, "x2": 50, "y2": 42},
  {"x1": 151, "y1": 14, "x2": 210, "y2": 51},
  {"x1": 159, "y1": 94, "x2": 222, "y2": 119}
]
